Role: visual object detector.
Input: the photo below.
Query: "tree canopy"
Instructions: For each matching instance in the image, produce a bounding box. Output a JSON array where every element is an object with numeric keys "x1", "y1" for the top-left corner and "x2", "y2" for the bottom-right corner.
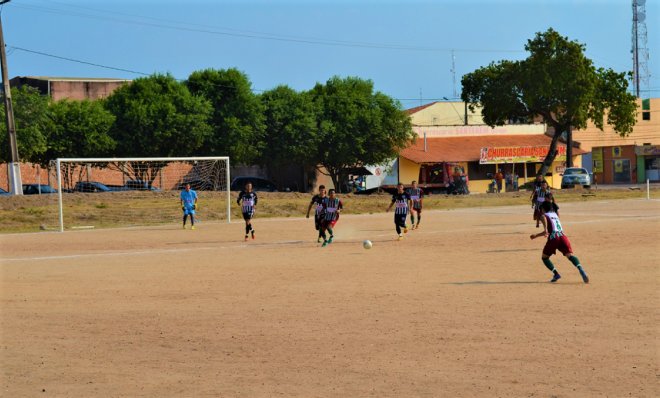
[
  {"x1": 461, "y1": 28, "x2": 637, "y2": 174},
  {"x1": 0, "y1": 86, "x2": 50, "y2": 164},
  {"x1": 186, "y1": 68, "x2": 265, "y2": 165},
  {"x1": 309, "y1": 76, "x2": 414, "y2": 192}
]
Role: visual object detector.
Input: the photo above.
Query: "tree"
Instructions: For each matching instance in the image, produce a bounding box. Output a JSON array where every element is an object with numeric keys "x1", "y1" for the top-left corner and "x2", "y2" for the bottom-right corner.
[
  {"x1": 43, "y1": 99, "x2": 116, "y2": 189},
  {"x1": 309, "y1": 76, "x2": 414, "y2": 192},
  {"x1": 104, "y1": 73, "x2": 213, "y2": 183},
  {"x1": 0, "y1": 86, "x2": 50, "y2": 164},
  {"x1": 461, "y1": 28, "x2": 637, "y2": 174},
  {"x1": 186, "y1": 68, "x2": 265, "y2": 165},
  {"x1": 259, "y1": 86, "x2": 319, "y2": 183}
]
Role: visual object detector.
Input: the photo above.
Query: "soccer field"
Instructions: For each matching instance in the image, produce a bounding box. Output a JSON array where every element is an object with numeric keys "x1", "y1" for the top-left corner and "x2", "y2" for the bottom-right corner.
[{"x1": 1, "y1": 199, "x2": 659, "y2": 397}]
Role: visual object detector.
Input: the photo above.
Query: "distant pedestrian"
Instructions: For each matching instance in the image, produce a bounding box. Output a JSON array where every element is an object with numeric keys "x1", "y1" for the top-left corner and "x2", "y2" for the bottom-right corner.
[{"x1": 495, "y1": 170, "x2": 504, "y2": 193}]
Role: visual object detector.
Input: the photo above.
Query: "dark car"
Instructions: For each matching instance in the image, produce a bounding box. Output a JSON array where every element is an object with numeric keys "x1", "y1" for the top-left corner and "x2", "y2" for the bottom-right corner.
[
  {"x1": 74, "y1": 181, "x2": 113, "y2": 193},
  {"x1": 230, "y1": 176, "x2": 278, "y2": 192},
  {"x1": 22, "y1": 184, "x2": 58, "y2": 195}
]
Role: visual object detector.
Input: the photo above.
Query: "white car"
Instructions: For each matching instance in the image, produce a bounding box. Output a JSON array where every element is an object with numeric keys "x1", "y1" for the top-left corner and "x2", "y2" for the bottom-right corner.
[{"x1": 561, "y1": 167, "x2": 591, "y2": 189}]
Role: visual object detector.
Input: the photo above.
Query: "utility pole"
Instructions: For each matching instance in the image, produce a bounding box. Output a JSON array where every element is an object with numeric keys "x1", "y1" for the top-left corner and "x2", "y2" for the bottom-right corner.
[{"x1": 0, "y1": 0, "x2": 22, "y2": 195}]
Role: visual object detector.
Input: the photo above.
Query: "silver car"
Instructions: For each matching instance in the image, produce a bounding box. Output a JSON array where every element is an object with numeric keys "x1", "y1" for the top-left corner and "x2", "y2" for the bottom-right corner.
[{"x1": 561, "y1": 167, "x2": 591, "y2": 189}]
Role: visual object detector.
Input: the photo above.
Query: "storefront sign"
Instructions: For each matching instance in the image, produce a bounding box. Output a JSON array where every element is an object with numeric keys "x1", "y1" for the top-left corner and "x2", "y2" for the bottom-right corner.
[
  {"x1": 612, "y1": 146, "x2": 622, "y2": 157},
  {"x1": 634, "y1": 145, "x2": 660, "y2": 156},
  {"x1": 592, "y1": 148, "x2": 603, "y2": 173},
  {"x1": 479, "y1": 146, "x2": 566, "y2": 164}
]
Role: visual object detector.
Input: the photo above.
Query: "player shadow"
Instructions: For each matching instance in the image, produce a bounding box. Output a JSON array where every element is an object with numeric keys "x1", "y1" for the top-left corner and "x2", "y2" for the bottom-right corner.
[
  {"x1": 480, "y1": 248, "x2": 537, "y2": 253},
  {"x1": 442, "y1": 280, "x2": 547, "y2": 285},
  {"x1": 478, "y1": 232, "x2": 527, "y2": 235}
]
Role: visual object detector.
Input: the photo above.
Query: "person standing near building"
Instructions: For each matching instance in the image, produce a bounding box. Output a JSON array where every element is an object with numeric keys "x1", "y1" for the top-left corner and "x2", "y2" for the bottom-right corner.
[
  {"x1": 495, "y1": 170, "x2": 504, "y2": 193},
  {"x1": 530, "y1": 200, "x2": 589, "y2": 284},
  {"x1": 386, "y1": 183, "x2": 412, "y2": 240},
  {"x1": 306, "y1": 185, "x2": 327, "y2": 243},
  {"x1": 237, "y1": 182, "x2": 258, "y2": 241},
  {"x1": 406, "y1": 180, "x2": 424, "y2": 229},
  {"x1": 180, "y1": 183, "x2": 198, "y2": 230},
  {"x1": 319, "y1": 189, "x2": 342, "y2": 247}
]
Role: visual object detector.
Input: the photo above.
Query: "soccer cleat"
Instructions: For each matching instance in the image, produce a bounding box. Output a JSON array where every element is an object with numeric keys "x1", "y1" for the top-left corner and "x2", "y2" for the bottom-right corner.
[
  {"x1": 397, "y1": 233, "x2": 403, "y2": 241},
  {"x1": 244, "y1": 235, "x2": 249, "y2": 241},
  {"x1": 191, "y1": 226, "x2": 195, "y2": 230},
  {"x1": 550, "y1": 273, "x2": 561, "y2": 283},
  {"x1": 415, "y1": 224, "x2": 420, "y2": 229},
  {"x1": 317, "y1": 237, "x2": 322, "y2": 243},
  {"x1": 404, "y1": 226, "x2": 408, "y2": 234},
  {"x1": 321, "y1": 241, "x2": 328, "y2": 247},
  {"x1": 579, "y1": 269, "x2": 590, "y2": 284},
  {"x1": 328, "y1": 236, "x2": 333, "y2": 244},
  {"x1": 182, "y1": 225, "x2": 186, "y2": 229},
  {"x1": 251, "y1": 230, "x2": 255, "y2": 240}
]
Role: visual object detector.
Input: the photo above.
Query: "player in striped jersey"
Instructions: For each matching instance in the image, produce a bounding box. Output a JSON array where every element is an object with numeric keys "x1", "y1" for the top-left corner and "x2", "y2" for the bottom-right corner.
[
  {"x1": 237, "y1": 182, "x2": 258, "y2": 241},
  {"x1": 406, "y1": 180, "x2": 424, "y2": 229},
  {"x1": 386, "y1": 183, "x2": 412, "y2": 240},
  {"x1": 531, "y1": 179, "x2": 557, "y2": 228},
  {"x1": 305, "y1": 185, "x2": 327, "y2": 243},
  {"x1": 530, "y1": 200, "x2": 589, "y2": 283},
  {"x1": 320, "y1": 189, "x2": 343, "y2": 247}
]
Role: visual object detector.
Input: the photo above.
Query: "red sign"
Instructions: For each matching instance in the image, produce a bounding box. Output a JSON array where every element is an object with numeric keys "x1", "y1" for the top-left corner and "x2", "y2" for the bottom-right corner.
[{"x1": 480, "y1": 146, "x2": 567, "y2": 164}]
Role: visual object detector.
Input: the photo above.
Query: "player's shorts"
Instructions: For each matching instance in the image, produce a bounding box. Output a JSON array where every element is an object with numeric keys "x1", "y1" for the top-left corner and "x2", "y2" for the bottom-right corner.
[
  {"x1": 543, "y1": 235, "x2": 573, "y2": 257},
  {"x1": 242, "y1": 211, "x2": 254, "y2": 221},
  {"x1": 183, "y1": 207, "x2": 195, "y2": 216},
  {"x1": 412, "y1": 203, "x2": 422, "y2": 213},
  {"x1": 321, "y1": 218, "x2": 338, "y2": 229},
  {"x1": 533, "y1": 208, "x2": 541, "y2": 220},
  {"x1": 394, "y1": 213, "x2": 407, "y2": 226}
]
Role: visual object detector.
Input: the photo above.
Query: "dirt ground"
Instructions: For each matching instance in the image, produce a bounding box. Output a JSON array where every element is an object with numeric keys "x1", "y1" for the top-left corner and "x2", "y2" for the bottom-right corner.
[{"x1": 1, "y1": 199, "x2": 659, "y2": 397}]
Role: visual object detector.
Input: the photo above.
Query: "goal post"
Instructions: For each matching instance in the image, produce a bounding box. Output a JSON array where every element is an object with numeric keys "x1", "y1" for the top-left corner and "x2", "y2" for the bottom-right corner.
[{"x1": 54, "y1": 157, "x2": 231, "y2": 232}]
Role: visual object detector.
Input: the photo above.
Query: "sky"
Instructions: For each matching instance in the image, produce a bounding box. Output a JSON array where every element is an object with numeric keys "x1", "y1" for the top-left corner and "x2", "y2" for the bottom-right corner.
[{"x1": 2, "y1": 0, "x2": 658, "y2": 109}]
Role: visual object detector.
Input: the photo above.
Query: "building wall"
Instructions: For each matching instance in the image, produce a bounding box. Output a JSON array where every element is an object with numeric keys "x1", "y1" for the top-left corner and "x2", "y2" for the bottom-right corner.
[
  {"x1": 410, "y1": 102, "x2": 484, "y2": 126},
  {"x1": 49, "y1": 80, "x2": 128, "y2": 101},
  {"x1": 593, "y1": 145, "x2": 638, "y2": 184}
]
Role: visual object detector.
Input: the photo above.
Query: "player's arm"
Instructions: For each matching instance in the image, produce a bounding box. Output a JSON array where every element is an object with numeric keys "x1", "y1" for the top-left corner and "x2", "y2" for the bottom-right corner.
[
  {"x1": 338, "y1": 200, "x2": 343, "y2": 213},
  {"x1": 236, "y1": 192, "x2": 242, "y2": 206},
  {"x1": 530, "y1": 216, "x2": 549, "y2": 239},
  {"x1": 253, "y1": 193, "x2": 258, "y2": 207},
  {"x1": 306, "y1": 198, "x2": 315, "y2": 218}
]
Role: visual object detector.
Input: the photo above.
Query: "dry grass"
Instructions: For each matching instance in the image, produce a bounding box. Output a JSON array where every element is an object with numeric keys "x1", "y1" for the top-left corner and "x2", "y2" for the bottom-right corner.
[{"x1": 0, "y1": 187, "x2": 657, "y2": 233}]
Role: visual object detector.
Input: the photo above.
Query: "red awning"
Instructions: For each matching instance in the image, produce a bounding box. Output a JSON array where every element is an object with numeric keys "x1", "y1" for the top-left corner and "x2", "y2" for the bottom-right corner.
[{"x1": 400, "y1": 134, "x2": 584, "y2": 163}]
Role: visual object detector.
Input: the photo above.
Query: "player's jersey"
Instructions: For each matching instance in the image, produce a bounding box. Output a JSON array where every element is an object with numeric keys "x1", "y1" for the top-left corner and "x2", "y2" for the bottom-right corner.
[
  {"x1": 180, "y1": 189, "x2": 197, "y2": 209},
  {"x1": 544, "y1": 211, "x2": 565, "y2": 240},
  {"x1": 407, "y1": 187, "x2": 424, "y2": 209},
  {"x1": 391, "y1": 192, "x2": 411, "y2": 215},
  {"x1": 322, "y1": 197, "x2": 342, "y2": 221},
  {"x1": 533, "y1": 189, "x2": 553, "y2": 207},
  {"x1": 310, "y1": 194, "x2": 326, "y2": 217},
  {"x1": 533, "y1": 180, "x2": 545, "y2": 195},
  {"x1": 237, "y1": 191, "x2": 258, "y2": 213}
]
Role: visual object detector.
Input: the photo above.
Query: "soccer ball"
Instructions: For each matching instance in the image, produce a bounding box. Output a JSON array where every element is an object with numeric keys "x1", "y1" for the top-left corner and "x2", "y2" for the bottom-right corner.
[{"x1": 363, "y1": 240, "x2": 373, "y2": 250}]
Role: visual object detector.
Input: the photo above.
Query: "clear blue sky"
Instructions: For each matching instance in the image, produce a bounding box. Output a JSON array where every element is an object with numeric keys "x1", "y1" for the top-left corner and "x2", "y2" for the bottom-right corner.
[{"x1": 3, "y1": 0, "x2": 658, "y2": 108}]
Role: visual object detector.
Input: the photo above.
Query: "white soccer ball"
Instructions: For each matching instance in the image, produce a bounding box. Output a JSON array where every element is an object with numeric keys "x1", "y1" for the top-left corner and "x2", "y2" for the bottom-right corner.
[{"x1": 363, "y1": 240, "x2": 373, "y2": 250}]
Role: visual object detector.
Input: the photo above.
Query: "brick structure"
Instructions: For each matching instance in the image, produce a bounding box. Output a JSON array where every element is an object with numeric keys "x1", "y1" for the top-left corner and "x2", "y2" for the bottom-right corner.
[{"x1": 9, "y1": 76, "x2": 130, "y2": 101}]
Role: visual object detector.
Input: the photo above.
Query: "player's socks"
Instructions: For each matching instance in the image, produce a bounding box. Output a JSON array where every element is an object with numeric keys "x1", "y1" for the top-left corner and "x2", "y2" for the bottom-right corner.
[
  {"x1": 410, "y1": 215, "x2": 415, "y2": 226},
  {"x1": 244, "y1": 235, "x2": 248, "y2": 241},
  {"x1": 417, "y1": 214, "x2": 421, "y2": 226},
  {"x1": 395, "y1": 225, "x2": 401, "y2": 235},
  {"x1": 542, "y1": 257, "x2": 556, "y2": 272},
  {"x1": 251, "y1": 230, "x2": 255, "y2": 239},
  {"x1": 321, "y1": 240, "x2": 328, "y2": 247}
]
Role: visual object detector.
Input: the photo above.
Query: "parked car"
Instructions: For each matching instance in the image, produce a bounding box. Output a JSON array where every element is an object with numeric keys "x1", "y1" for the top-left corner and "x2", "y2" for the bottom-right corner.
[
  {"x1": 230, "y1": 176, "x2": 278, "y2": 192},
  {"x1": 74, "y1": 181, "x2": 113, "y2": 193},
  {"x1": 561, "y1": 167, "x2": 591, "y2": 189},
  {"x1": 22, "y1": 184, "x2": 58, "y2": 195},
  {"x1": 124, "y1": 180, "x2": 161, "y2": 191}
]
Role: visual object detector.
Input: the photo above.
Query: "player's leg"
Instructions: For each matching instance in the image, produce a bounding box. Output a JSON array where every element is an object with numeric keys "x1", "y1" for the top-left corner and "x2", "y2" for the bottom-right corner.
[
  {"x1": 190, "y1": 213, "x2": 195, "y2": 229},
  {"x1": 415, "y1": 208, "x2": 421, "y2": 228},
  {"x1": 320, "y1": 221, "x2": 329, "y2": 246},
  {"x1": 560, "y1": 237, "x2": 588, "y2": 283},
  {"x1": 315, "y1": 216, "x2": 323, "y2": 243},
  {"x1": 410, "y1": 210, "x2": 415, "y2": 229},
  {"x1": 182, "y1": 213, "x2": 188, "y2": 229},
  {"x1": 541, "y1": 240, "x2": 561, "y2": 282}
]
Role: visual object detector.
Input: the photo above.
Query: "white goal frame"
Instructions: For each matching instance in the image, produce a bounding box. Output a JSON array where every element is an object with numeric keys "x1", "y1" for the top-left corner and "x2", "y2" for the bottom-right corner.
[{"x1": 55, "y1": 156, "x2": 231, "y2": 232}]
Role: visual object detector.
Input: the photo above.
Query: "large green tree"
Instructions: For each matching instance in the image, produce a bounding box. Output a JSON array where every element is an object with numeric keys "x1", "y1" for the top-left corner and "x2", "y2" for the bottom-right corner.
[
  {"x1": 43, "y1": 99, "x2": 116, "y2": 188},
  {"x1": 186, "y1": 68, "x2": 265, "y2": 165},
  {"x1": 461, "y1": 28, "x2": 637, "y2": 174},
  {"x1": 259, "y1": 85, "x2": 319, "y2": 181},
  {"x1": 310, "y1": 76, "x2": 414, "y2": 192},
  {"x1": 0, "y1": 86, "x2": 50, "y2": 164},
  {"x1": 105, "y1": 73, "x2": 213, "y2": 182}
]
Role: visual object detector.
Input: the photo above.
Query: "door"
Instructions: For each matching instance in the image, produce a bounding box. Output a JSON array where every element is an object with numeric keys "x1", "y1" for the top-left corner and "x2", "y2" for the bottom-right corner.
[{"x1": 612, "y1": 159, "x2": 631, "y2": 183}]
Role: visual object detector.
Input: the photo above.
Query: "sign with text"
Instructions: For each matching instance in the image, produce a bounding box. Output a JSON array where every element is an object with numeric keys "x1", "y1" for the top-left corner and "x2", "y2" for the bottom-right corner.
[
  {"x1": 592, "y1": 148, "x2": 603, "y2": 173},
  {"x1": 479, "y1": 146, "x2": 566, "y2": 164}
]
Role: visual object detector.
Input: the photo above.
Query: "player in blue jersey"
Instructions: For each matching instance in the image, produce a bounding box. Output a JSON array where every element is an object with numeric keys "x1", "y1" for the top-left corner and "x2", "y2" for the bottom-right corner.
[
  {"x1": 386, "y1": 183, "x2": 412, "y2": 240},
  {"x1": 237, "y1": 182, "x2": 258, "y2": 241},
  {"x1": 180, "y1": 183, "x2": 198, "y2": 230},
  {"x1": 306, "y1": 185, "x2": 327, "y2": 243},
  {"x1": 530, "y1": 200, "x2": 589, "y2": 283},
  {"x1": 406, "y1": 180, "x2": 424, "y2": 229}
]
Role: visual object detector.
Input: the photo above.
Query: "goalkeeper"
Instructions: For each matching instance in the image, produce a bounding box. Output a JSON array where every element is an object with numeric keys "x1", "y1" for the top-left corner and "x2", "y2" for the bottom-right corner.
[{"x1": 180, "y1": 183, "x2": 198, "y2": 229}]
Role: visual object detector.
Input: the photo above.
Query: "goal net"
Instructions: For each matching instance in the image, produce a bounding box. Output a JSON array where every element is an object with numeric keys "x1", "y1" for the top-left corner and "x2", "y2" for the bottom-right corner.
[{"x1": 43, "y1": 157, "x2": 230, "y2": 232}]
